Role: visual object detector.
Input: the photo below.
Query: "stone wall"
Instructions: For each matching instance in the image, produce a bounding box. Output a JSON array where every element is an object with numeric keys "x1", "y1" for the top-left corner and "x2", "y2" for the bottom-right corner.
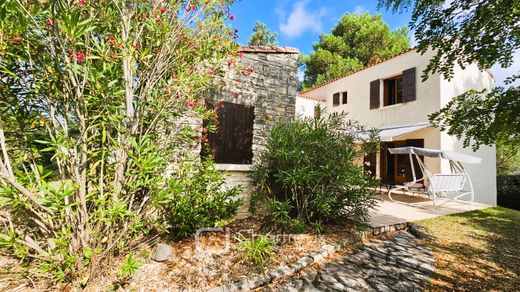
[{"x1": 211, "y1": 46, "x2": 299, "y2": 217}]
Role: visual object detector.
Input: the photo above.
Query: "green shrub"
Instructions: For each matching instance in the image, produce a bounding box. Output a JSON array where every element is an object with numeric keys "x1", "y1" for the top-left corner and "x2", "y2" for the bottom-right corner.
[
  {"x1": 237, "y1": 234, "x2": 275, "y2": 272},
  {"x1": 269, "y1": 199, "x2": 292, "y2": 222},
  {"x1": 0, "y1": 0, "x2": 238, "y2": 286},
  {"x1": 252, "y1": 112, "x2": 379, "y2": 224},
  {"x1": 119, "y1": 253, "x2": 142, "y2": 280},
  {"x1": 154, "y1": 157, "x2": 242, "y2": 239},
  {"x1": 497, "y1": 175, "x2": 520, "y2": 211}
]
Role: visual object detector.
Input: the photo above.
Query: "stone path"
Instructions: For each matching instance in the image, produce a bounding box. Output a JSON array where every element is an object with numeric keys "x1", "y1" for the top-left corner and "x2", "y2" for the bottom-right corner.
[{"x1": 273, "y1": 232, "x2": 434, "y2": 291}]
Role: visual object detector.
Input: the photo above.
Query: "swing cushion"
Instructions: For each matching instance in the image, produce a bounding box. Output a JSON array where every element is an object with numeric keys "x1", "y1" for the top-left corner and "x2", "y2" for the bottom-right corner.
[{"x1": 430, "y1": 173, "x2": 465, "y2": 192}]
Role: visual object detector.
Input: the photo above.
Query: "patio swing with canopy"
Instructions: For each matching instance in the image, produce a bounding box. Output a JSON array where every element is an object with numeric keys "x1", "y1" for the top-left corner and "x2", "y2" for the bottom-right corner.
[{"x1": 386, "y1": 146, "x2": 482, "y2": 209}]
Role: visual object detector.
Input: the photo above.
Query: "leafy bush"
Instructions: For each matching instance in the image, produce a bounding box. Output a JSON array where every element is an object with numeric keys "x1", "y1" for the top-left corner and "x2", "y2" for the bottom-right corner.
[
  {"x1": 252, "y1": 112, "x2": 379, "y2": 224},
  {"x1": 269, "y1": 199, "x2": 292, "y2": 222},
  {"x1": 154, "y1": 157, "x2": 242, "y2": 239},
  {"x1": 119, "y1": 253, "x2": 142, "y2": 280},
  {"x1": 497, "y1": 175, "x2": 520, "y2": 211},
  {"x1": 0, "y1": 0, "x2": 237, "y2": 286},
  {"x1": 237, "y1": 234, "x2": 275, "y2": 272}
]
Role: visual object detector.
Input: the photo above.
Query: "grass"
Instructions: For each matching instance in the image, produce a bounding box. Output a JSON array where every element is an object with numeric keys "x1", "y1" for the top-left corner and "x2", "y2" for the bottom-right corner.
[{"x1": 418, "y1": 207, "x2": 520, "y2": 291}]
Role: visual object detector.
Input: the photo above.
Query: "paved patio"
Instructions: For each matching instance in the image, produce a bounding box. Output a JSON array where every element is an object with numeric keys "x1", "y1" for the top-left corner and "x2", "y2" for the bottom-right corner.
[{"x1": 369, "y1": 192, "x2": 491, "y2": 227}]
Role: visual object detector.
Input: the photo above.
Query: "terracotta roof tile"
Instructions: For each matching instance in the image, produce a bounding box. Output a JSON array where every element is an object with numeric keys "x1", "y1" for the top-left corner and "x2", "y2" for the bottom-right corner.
[{"x1": 297, "y1": 94, "x2": 326, "y2": 102}]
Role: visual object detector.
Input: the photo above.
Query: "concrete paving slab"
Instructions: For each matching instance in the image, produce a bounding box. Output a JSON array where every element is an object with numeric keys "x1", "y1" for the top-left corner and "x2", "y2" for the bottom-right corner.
[{"x1": 369, "y1": 193, "x2": 490, "y2": 227}]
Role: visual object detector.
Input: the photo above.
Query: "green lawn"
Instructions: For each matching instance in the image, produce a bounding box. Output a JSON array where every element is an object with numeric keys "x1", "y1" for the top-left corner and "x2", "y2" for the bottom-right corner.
[{"x1": 418, "y1": 207, "x2": 520, "y2": 291}]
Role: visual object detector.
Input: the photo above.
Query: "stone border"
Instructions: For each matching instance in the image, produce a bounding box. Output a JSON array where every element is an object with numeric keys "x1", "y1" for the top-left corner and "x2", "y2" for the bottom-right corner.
[{"x1": 208, "y1": 222, "x2": 415, "y2": 292}]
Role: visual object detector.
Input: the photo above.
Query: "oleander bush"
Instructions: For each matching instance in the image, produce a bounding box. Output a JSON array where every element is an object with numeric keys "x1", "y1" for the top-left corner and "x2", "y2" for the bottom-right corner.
[
  {"x1": 252, "y1": 112, "x2": 379, "y2": 225},
  {"x1": 0, "y1": 0, "x2": 240, "y2": 286}
]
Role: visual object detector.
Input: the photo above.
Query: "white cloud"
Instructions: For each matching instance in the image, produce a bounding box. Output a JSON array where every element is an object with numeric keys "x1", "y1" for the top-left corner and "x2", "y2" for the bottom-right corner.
[
  {"x1": 297, "y1": 69, "x2": 304, "y2": 82},
  {"x1": 490, "y1": 50, "x2": 520, "y2": 86},
  {"x1": 279, "y1": 0, "x2": 326, "y2": 39},
  {"x1": 352, "y1": 5, "x2": 367, "y2": 14}
]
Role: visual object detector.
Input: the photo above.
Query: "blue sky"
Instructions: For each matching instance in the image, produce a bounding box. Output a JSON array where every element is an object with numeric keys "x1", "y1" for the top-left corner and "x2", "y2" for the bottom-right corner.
[
  {"x1": 230, "y1": 0, "x2": 413, "y2": 55},
  {"x1": 228, "y1": 0, "x2": 518, "y2": 85}
]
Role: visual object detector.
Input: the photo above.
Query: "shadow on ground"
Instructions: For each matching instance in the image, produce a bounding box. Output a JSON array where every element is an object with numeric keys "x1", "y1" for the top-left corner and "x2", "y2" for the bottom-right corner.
[{"x1": 419, "y1": 207, "x2": 520, "y2": 291}]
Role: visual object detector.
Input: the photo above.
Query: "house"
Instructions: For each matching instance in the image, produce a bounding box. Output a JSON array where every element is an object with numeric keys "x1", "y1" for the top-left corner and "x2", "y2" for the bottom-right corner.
[{"x1": 296, "y1": 48, "x2": 497, "y2": 205}]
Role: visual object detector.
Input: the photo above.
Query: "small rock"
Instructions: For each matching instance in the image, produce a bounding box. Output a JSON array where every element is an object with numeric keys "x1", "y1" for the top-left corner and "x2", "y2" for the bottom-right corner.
[{"x1": 150, "y1": 243, "x2": 172, "y2": 262}]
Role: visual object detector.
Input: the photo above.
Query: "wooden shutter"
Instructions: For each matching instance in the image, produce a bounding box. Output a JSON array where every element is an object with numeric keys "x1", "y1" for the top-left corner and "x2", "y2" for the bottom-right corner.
[
  {"x1": 342, "y1": 91, "x2": 348, "y2": 104},
  {"x1": 202, "y1": 102, "x2": 254, "y2": 164},
  {"x1": 402, "y1": 67, "x2": 416, "y2": 103},
  {"x1": 370, "y1": 79, "x2": 380, "y2": 109},
  {"x1": 333, "y1": 93, "x2": 340, "y2": 106},
  {"x1": 404, "y1": 139, "x2": 424, "y2": 182}
]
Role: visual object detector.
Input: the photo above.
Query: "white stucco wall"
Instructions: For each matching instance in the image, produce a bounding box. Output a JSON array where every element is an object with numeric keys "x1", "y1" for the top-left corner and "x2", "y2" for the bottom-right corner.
[
  {"x1": 295, "y1": 96, "x2": 322, "y2": 118},
  {"x1": 302, "y1": 49, "x2": 497, "y2": 205},
  {"x1": 440, "y1": 64, "x2": 497, "y2": 205},
  {"x1": 303, "y1": 49, "x2": 441, "y2": 128}
]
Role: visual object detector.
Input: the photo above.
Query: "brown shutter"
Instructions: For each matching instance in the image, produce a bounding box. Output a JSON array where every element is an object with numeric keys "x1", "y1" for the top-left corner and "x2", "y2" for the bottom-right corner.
[
  {"x1": 370, "y1": 79, "x2": 380, "y2": 109},
  {"x1": 333, "y1": 93, "x2": 340, "y2": 106},
  {"x1": 201, "y1": 102, "x2": 254, "y2": 164},
  {"x1": 402, "y1": 67, "x2": 416, "y2": 103},
  {"x1": 342, "y1": 91, "x2": 348, "y2": 104}
]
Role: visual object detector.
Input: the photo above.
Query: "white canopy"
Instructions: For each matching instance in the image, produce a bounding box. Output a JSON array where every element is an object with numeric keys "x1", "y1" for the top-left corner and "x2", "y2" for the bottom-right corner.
[
  {"x1": 377, "y1": 122, "x2": 431, "y2": 142},
  {"x1": 388, "y1": 146, "x2": 482, "y2": 164}
]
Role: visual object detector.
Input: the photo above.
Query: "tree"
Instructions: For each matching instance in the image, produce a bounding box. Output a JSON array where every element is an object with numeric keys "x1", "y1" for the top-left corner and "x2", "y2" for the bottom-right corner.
[
  {"x1": 379, "y1": 0, "x2": 520, "y2": 151},
  {"x1": 0, "y1": 0, "x2": 239, "y2": 285},
  {"x1": 248, "y1": 21, "x2": 278, "y2": 46},
  {"x1": 302, "y1": 13, "x2": 410, "y2": 90}
]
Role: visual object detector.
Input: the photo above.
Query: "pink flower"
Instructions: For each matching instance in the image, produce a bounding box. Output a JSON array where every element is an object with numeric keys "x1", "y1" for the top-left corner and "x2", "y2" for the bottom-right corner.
[
  {"x1": 79, "y1": 0, "x2": 86, "y2": 6},
  {"x1": 76, "y1": 52, "x2": 85, "y2": 62},
  {"x1": 45, "y1": 18, "x2": 53, "y2": 28},
  {"x1": 230, "y1": 15, "x2": 235, "y2": 20},
  {"x1": 12, "y1": 36, "x2": 22, "y2": 45},
  {"x1": 239, "y1": 51, "x2": 244, "y2": 60},
  {"x1": 187, "y1": 100, "x2": 195, "y2": 108}
]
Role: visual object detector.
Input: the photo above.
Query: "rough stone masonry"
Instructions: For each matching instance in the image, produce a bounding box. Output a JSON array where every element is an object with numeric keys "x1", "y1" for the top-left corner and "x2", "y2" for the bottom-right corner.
[{"x1": 210, "y1": 46, "x2": 299, "y2": 217}]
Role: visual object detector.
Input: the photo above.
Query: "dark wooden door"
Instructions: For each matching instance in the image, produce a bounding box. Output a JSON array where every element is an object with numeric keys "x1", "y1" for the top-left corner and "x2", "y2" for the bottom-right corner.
[{"x1": 380, "y1": 139, "x2": 424, "y2": 184}]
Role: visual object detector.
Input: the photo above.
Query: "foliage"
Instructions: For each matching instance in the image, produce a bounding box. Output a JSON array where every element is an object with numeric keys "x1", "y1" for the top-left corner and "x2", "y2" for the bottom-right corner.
[
  {"x1": 302, "y1": 13, "x2": 410, "y2": 90},
  {"x1": 378, "y1": 0, "x2": 519, "y2": 81},
  {"x1": 0, "y1": 0, "x2": 238, "y2": 285},
  {"x1": 237, "y1": 234, "x2": 275, "y2": 272},
  {"x1": 497, "y1": 175, "x2": 520, "y2": 211},
  {"x1": 154, "y1": 157, "x2": 242, "y2": 239},
  {"x1": 119, "y1": 253, "x2": 142, "y2": 280},
  {"x1": 379, "y1": 0, "x2": 520, "y2": 150},
  {"x1": 429, "y1": 85, "x2": 520, "y2": 151},
  {"x1": 248, "y1": 21, "x2": 278, "y2": 46},
  {"x1": 496, "y1": 143, "x2": 520, "y2": 176},
  {"x1": 269, "y1": 199, "x2": 292, "y2": 223},
  {"x1": 252, "y1": 112, "x2": 379, "y2": 224}
]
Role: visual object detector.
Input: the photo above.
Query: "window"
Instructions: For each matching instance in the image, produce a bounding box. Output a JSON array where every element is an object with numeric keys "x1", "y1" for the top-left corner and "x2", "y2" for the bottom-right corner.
[
  {"x1": 332, "y1": 93, "x2": 340, "y2": 107},
  {"x1": 383, "y1": 75, "x2": 403, "y2": 106},
  {"x1": 201, "y1": 101, "x2": 254, "y2": 164},
  {"x1": 342, "y1": 91, "x2": 348, "y2": 104}
]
